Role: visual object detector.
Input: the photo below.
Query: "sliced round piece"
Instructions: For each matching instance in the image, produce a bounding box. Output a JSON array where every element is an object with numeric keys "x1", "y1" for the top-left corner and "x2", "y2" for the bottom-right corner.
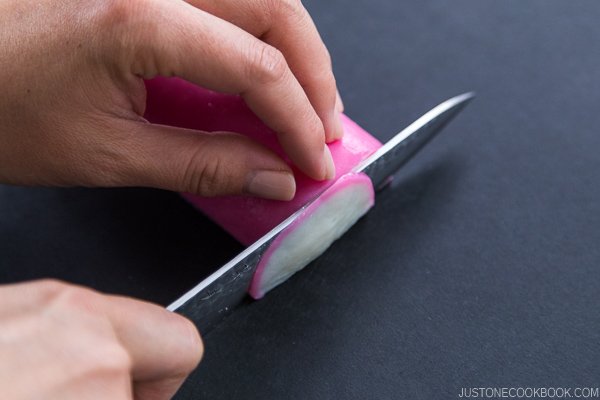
[{"x1": 249, "y1": 173, "x2": 374, "y2": 299}]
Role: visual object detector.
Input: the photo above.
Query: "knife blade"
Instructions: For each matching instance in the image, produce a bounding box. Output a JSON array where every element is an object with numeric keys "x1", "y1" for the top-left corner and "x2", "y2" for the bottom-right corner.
[{"x1": 168, "y1": 92, "x2": 475, "y2": 334}]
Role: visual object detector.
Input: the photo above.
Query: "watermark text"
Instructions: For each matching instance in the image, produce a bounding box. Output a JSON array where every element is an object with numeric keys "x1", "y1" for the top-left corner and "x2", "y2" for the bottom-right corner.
[{"x1": 458, "y1": 387, "x2": 600, "y2": 398}]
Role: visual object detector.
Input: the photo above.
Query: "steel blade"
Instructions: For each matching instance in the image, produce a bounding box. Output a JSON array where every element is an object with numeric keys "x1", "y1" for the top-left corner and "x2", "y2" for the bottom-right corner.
[
  {"x1": 167, "y1": 196, "x2": 316, "y2": 334},
  {"x1": 167, "y1": 92, "x2": 474, "y2": 335},
  {"x1": 356, "y1": 92, "x2": 475, "y2": 188}
]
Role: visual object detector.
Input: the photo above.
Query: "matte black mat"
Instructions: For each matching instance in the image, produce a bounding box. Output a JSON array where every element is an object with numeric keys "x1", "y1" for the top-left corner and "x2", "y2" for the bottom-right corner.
[{"x1": 1, "y1": 1, "x2": 599, "y2": 399}]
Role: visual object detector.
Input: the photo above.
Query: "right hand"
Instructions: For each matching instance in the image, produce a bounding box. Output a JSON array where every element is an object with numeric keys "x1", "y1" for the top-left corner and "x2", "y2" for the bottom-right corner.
[{"x1": 0, "y1": 279, "x2": 203, "y2": 400}]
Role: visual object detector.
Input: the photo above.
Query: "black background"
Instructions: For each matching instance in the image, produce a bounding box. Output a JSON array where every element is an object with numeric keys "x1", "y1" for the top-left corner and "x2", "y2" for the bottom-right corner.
[{"x1": 2, "y1": 0, "x2": 600, "y2": 399}]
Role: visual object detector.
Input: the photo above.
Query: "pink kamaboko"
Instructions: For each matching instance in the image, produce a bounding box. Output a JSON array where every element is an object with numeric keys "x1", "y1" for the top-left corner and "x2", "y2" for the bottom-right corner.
[{"x1": 145, "y1": 78, "x2": 382, "y2": 298}]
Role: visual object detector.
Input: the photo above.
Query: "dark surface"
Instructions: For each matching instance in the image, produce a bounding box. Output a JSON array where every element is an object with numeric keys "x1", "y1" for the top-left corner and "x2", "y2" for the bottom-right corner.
[{"x1": 2, "y1": 0, "x2": 600, "y2": 398}]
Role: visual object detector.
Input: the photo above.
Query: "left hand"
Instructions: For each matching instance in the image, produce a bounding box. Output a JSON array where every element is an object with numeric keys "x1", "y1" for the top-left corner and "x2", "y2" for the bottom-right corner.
[{"x1": 0, "y1": 0, "x2": 343, "y2": 200}]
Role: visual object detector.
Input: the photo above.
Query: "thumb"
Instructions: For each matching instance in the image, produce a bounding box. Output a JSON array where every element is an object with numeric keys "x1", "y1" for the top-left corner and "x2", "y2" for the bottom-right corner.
[{"x1": 116, "y1": 121, "x2": 296, "y2": 200}]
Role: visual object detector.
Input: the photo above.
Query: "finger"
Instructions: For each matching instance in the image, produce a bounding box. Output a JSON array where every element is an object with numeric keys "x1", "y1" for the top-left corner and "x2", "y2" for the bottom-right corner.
[
  {"x1": 99, "y1": 295, "x2": 203, "y2": 400},
  {"x1": 118, "y1": 0, "x2": 334, "y2": 180},
  {"x1": 184, "y1": 0, "x2": 343, "y2": 142},
  {"x1": 110, "y1": 120, "x2": 296, "y2": 200}
]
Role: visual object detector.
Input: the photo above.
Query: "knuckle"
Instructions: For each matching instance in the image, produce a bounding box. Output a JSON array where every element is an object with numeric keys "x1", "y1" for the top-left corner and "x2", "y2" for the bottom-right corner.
[
  {"x1": 95, "y1": 0, "x2": 140, "y2": 28},
  {"x1": 52, "y1": 284, "x2": 102, "y2": 313},
  {"x1": 248, "y1": 44, "x2": 289, "y2": 86},
  {"x1": 73, "y1": 340, "x2": 131, "y2": 379},
  {"x1": 32, "y1": 279, "x2": 70, "y2": 296},
  {"x1": 181, "y1": 147, "x2": 225, "y2": 197},
  {"x1": 180, "y1": 134, "x2": 247, "y2": 197},
  {"x1": 32, "y1": 280, "x2": 100, "y2": 310},
  {"x1": 269, "y1": 0, "x2": 307, "y2": 20},
  {"x1": 61, "y1": 286, "x2": 96, "y2": 305},
  {"x1": 91, "y1": 0, "x2": 156, "y2": 60},
  {"x1": 91, "y1": 0, "x2": 135, "y2": 39},
  {"x1": 93, "y1": 343, "x2": 132, "y2": 375}
]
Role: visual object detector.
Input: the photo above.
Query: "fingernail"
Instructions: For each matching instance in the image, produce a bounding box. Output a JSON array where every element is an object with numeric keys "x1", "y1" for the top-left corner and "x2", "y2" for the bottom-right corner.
[
  {"x1": 333, "y1": 112, "x2": 344, "y2": 140},
  {"x1": 326, "y1": 111, "x2": 344, "y2": 143},
  {"x1": 246, "y1": 171, "x2": 296, "y2": 201},
  {"x1": 335, "y1": 89, "x2": 345, "y2": 113},
  {"x1": 323, "y1": 145, "x2": 336, "y2": 180}
]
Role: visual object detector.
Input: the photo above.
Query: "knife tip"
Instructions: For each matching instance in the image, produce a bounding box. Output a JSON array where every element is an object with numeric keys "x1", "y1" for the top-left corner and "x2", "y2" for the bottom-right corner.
[{"x1": 456, "y1": 91, "x2": 476, "y2": 102}]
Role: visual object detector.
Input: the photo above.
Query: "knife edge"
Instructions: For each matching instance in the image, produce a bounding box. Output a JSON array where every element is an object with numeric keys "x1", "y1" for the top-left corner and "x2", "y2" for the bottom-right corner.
[{"x1": 167, "y1": 92, "x2": 475, "y2": 334}]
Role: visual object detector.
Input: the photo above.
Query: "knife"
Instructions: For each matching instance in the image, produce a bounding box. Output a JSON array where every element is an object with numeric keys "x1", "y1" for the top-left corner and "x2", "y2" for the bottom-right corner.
[{"x1": 168, "y1": 92, "x2": 475, "y2": 334}]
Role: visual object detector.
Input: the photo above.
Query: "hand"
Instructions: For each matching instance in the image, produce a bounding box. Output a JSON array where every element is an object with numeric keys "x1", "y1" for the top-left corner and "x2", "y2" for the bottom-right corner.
[
  {"x1": 0, "y1": 0, "x2": 343, "y2": 201},
  {"x1": 0, "y1": 280, "x2": 203, "y2": 400}
]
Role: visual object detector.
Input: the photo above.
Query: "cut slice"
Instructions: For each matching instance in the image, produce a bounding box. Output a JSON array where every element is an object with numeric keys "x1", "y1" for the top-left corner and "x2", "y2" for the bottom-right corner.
[{"x1": 249, "y1": 173, "x2": 374, "y2": 299}]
